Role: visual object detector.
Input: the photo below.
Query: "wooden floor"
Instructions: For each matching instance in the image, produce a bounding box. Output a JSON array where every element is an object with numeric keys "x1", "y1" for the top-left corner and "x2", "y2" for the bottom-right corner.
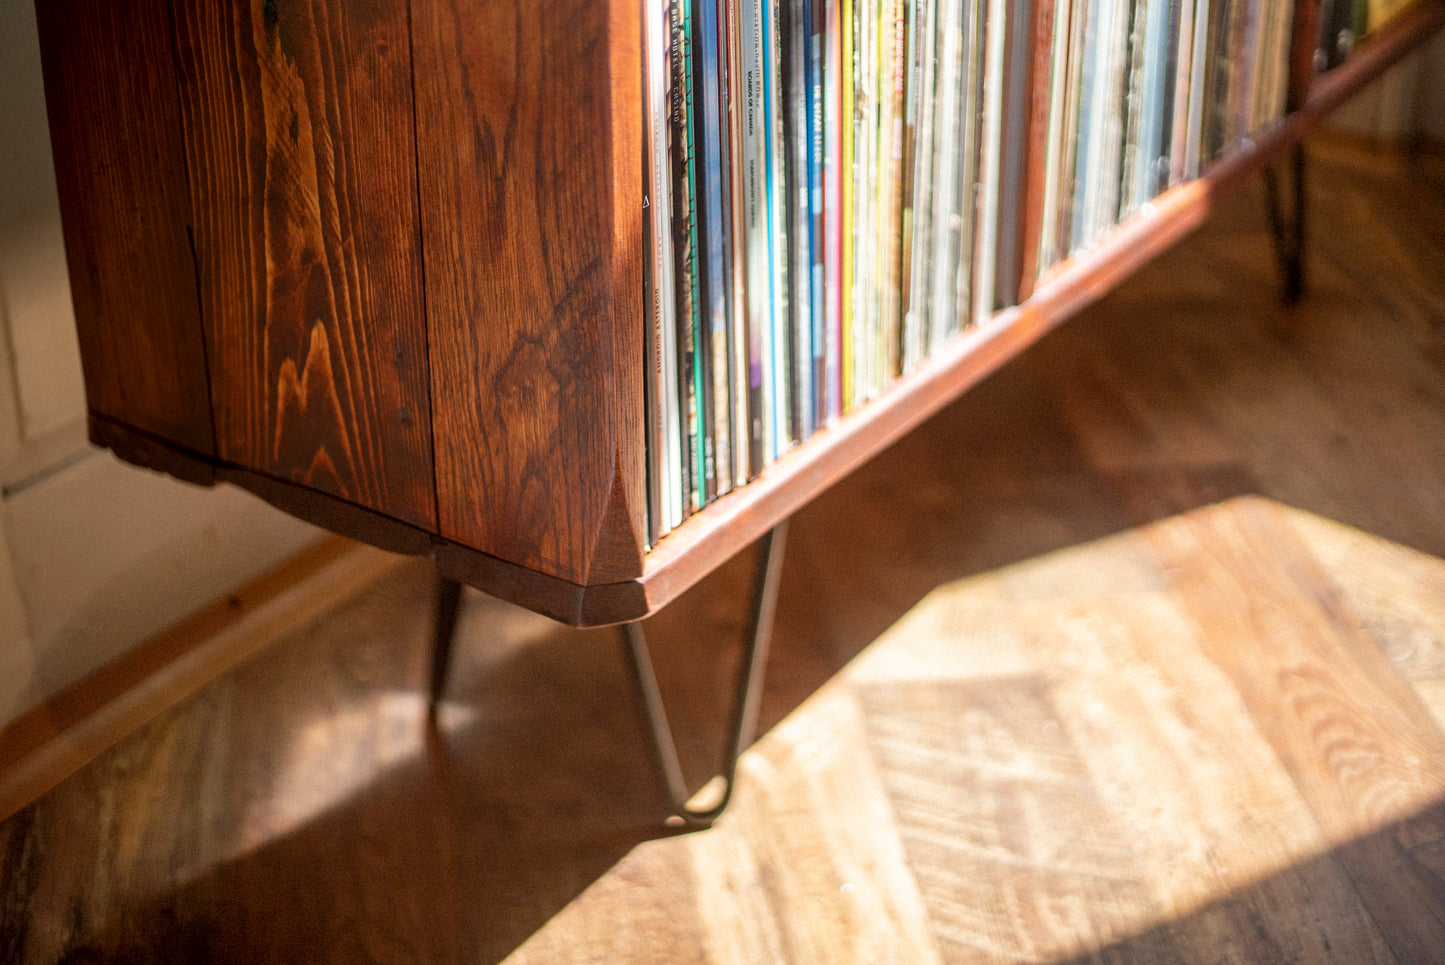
[{"x1": 5, "y1": 136, "x2": 1445, "y2": 963}]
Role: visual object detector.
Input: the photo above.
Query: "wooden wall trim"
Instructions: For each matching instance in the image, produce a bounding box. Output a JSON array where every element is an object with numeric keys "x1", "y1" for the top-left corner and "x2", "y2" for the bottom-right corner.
[{"x1": 0, "y1": 536, "x2": 405, "y2": 823}]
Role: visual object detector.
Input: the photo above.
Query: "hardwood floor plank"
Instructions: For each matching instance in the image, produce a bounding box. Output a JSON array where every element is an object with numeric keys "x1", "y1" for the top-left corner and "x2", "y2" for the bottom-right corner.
[
  {"x1": 1279, "y1": 507, "x2": 1445, "y2": 686},
  {"x1": 1416, "y1": 681, "x2": 1445, "y2": 734},
  {"x1": 682, "y1": 818, "x2": 794, "y2": 965},
  {"x1": 501, "y1": 841, "x2": 711, "y2": 965},
  {"x1": 727, "y1": 688, "x2": 945, "y2": 965},
  {"x1": 856, "y1": 676, "x2": 1171, "y2": 963},
  {"x1": 507, "y1": 684, "x2": 943, "y2": 965},
  {"x1": 0, "y1": 538, "x2": 401, "y2": 823},
  {"x1": 846, "y1": 573, "x2": 1038, "y2": 685},
  {"x1": 1006, "y1": 575, "x2": 1399, "y2": 964},
  {"x1": 1133, "y1": 491, "x2": 1445, "y2": 962},
  {"x1": 1141, "y1": 495, "x2": 1445, "y2": 822}
]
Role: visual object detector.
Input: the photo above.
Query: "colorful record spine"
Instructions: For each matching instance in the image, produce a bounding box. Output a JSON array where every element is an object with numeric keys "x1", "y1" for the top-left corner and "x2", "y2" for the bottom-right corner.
[
  {"x1": 739, "y1": 0, "x2": 771, "y2": 477},
  {"x1": 764, "y1": 0, "x2": 793, "y2": 459},
  {"x1": 807, "y1": 0, "x2": 827, "y2": 434},
  {"x1": 696, "y1": 0, "x2": 732, "y2": 500},
  {"x1": 824, "y1": 0, "x2": 844, "y2": 421},
  {"x1": 646, "y1": 0, "x2": 682, "y2": 536},
  {"x1": 668, "y1": 0, "x2": 702, "y2": 512}
]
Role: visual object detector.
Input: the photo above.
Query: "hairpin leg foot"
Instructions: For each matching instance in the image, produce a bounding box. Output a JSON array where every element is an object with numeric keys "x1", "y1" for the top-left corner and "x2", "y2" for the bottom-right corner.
[
  {"x1": 622, "y1": 520, "x2": 789, "y2": 828},
  {"x1": 429, "y1": 575, "x2": 464, "y2": 710},
  {"x1": 1264, "y1": 141, "x2": 1308, "y2": 303}
]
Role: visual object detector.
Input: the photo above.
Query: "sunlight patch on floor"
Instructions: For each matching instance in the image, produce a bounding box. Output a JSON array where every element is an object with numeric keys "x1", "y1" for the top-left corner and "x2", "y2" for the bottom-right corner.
[{"x1": 832, "y1": 496, "x2": 1445, "y2": 953}]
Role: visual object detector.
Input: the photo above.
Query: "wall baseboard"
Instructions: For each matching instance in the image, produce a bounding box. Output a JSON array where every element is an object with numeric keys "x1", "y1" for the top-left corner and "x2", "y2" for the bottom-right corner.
[{"x1": 0, "y1": 535, "x2": 408, "y2": 821}]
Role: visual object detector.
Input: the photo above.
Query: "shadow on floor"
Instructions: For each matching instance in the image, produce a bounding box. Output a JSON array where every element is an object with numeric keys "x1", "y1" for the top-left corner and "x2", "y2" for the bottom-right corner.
[
  {"x1": 5, "y1": 145, "x2": 1445, "y2": 963},
  {"x1": 1049, "y1": 797, "x2": 1445, "y2": 964}
]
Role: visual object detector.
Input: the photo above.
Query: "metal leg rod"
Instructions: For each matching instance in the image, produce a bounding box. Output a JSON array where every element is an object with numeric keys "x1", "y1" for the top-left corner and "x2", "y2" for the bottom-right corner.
[
  {"x1": 623, "y1": 519, "x2": 789, "y2": 827},
  {"x1": 429, "y1": 576, "x2": 464, "y2": 710},
  {"x1": 1264, "y1": 141, "x2": 1308, "y2": 303}
]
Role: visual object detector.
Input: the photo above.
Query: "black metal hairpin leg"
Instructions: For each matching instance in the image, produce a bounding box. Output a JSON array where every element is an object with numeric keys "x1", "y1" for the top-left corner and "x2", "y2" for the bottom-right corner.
[
  {"x1": 429, "y1": 575, "x2": 464, "y2": 710},
  {"x1": 1264, "y1": 141, "x2": 1308, "y2": 303},
  {"x1": 425, "y1": 523, "x2": 788, "y2": 826},
  {"x1": 622, "y1": 519, "x2": 789, "y2": 828}
]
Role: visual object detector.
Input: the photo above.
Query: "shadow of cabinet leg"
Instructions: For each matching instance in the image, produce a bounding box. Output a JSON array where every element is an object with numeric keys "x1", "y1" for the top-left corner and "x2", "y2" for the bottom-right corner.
[
  {"x1": 1264, "y1": 142, "x2": 1308, "y2": 304},
  {"x1": 429, "y1": 575, "x2": 464, "y2": 710},
  {"x1": 621, "y1": 519, "x2": 789, "y2": 828}
]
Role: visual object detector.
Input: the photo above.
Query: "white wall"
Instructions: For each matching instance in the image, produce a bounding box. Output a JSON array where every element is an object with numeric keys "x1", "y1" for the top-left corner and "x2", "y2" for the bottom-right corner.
[
  {"x1": 0, "y1": 0, "x2": 85, "y2": 492},
  {"x1": 0, "y1": 0, "x2": 321, "y2": 730}
]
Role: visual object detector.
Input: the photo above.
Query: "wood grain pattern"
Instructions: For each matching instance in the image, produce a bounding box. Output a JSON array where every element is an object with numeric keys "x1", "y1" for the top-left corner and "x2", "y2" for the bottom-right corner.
[
  {"x1": 603, "y1": 0, "x2": 648, "y2": 580},
  {"x1": 860, "y1": 677, "x2": 1171, "y2": 963},
  {"x1": 34, "y1": 0, "x2": 215, "y2": 457},
  {"x1": 1005, "y1": 573, "x2": 1399, "y2": 964},
  {"x1": 696, "y1": 689, "x2": 946, "y2": 964},
  {"x1": 411, "y1": 0, "x2": 646, "y2": 584},
  {"x1": 1284, "y1": 508, "x2": 1445, "y2": 732},
  {"x1": 1134, "y1": 492, "x2": 1445, "y2": 962},
  {"x1": 170, "y1": 0, "x2": 437, "y2": 530}
]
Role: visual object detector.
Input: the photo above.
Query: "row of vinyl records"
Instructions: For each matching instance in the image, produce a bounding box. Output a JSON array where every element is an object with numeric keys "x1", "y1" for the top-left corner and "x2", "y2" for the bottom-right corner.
[{"x1": 642, "y1": 0, "x2": 1310, "y2": 545}]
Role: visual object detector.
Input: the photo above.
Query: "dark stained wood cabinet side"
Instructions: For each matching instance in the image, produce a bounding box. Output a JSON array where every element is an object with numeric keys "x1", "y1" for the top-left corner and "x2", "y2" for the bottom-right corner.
[
  {"x1": 35, "y1": 0, "x2": 216, "y2": 459},
  {"x1": 410, "y1": 0, "x2": 646, "y2": 585},
  {"x1": 171, "y1": 0, "x2": 439, "y2": 531},
  {"x1": 36, "y1": 0, "x2": 646, "y2": 585}
]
